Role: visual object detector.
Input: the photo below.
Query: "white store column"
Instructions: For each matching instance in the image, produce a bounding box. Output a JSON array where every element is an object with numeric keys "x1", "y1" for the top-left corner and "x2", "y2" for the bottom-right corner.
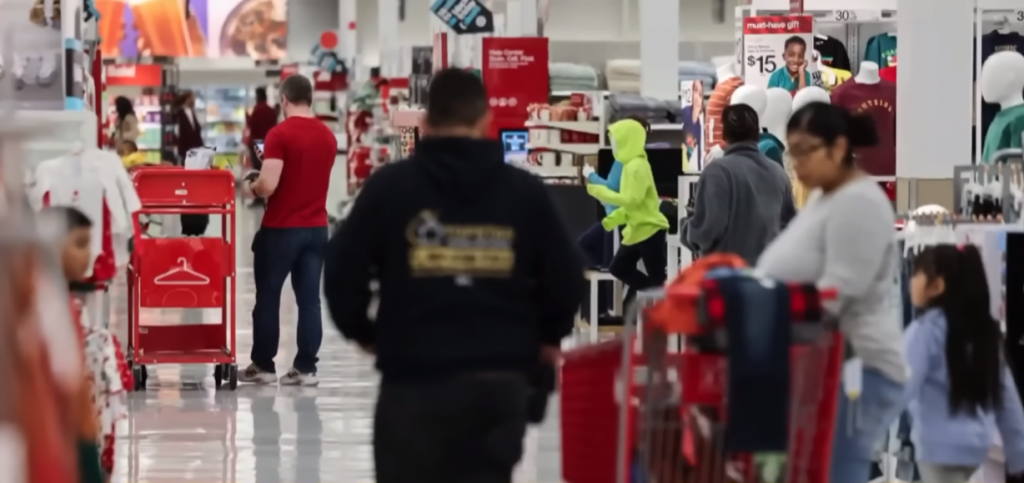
[
  {"x1": 506, "y1": 0, "x2": 539, "y2": 37},
  {"x1": 378, "y1": 0, "x2": 401, "y2": 76},
  {"x1": 339, "y1": 0, "x2": 358, "y2": 79},
  {"x1": 895, "y1": 0, "x2": 973, "y2": 210},
  {"x1": 639, "y1": 0, "x2": 679, "y2": 101}
]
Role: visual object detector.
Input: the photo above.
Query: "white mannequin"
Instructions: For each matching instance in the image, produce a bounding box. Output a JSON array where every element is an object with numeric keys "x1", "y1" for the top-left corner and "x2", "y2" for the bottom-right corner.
[
  {"x1": 981, "y1": 51, "x2": 1024, "y2": 110},
  {"x1": 706, "y1": 84, "x2": 768, "y2": 162},
  {"x1": 716, "y1": 63, "x2": 740, "y2": 81},
  {"x1": 763, "y1": 88, "x2": 793, "y2": 141},
  {"x1": 855, "y1": 61, "x2": 881, "y2": 84},
  {"x1": 730, "y1": 85, "x2": 768, "y2": 118},
  {"x1": 792, "y1": 86, "x2": 830, "y2": 111}
]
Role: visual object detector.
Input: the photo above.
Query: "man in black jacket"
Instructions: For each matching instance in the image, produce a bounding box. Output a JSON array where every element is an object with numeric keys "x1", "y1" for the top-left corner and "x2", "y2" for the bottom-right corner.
[{"x1": 323, "y1": 68, "x2": 586, "y2": 483}]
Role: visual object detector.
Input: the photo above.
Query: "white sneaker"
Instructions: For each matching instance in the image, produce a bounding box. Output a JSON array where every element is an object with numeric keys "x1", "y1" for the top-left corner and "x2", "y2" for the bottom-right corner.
[
  {"x1": 36, "y1": 52, "x2": 56, "y2": 85},
  {"x1": 12, "y1": 53, "x2": 27, "y2": 90},
  {"x1": 279, "y1": 368, "x2": 319, "y2": 386},
  {"x1": 238, "y1": 363, "x2": 276, "y2": 384}
]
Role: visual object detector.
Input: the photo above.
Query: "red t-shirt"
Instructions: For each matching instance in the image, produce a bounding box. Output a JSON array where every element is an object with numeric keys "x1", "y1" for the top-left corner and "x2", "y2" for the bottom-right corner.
[
  {"x1": 830, "y1": 79, "x2": 897, "y2": 176},
  {"x1": 261, "y1": 116, "x2": 338, "y2": 228},
  {"x1": 246, "y1": 102, "x2": 278, "y2": 141}
]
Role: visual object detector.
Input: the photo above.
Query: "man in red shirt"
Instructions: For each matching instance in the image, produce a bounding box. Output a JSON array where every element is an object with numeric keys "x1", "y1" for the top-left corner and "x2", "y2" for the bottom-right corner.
[
  {"x1": 246, "y1": 87, "x2": 277, "y2": 170},
  {"x1": 241, "y1": 74, "x2": 337, "y2": 386}
]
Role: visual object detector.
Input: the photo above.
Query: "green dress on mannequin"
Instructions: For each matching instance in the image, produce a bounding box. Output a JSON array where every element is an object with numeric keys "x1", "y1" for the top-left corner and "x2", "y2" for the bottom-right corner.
[{"x1": 982, "y1": 104, "x2": 1024, "y2": 163}]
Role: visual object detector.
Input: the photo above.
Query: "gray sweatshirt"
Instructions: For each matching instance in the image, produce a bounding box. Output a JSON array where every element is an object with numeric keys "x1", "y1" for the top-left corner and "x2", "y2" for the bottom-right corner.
[
  {"x1": 756, "y1": 177, "x2": 908, "y2": 383},
  {"x1": 681, "y1": 142, "x2": 795, "y2": 265}
]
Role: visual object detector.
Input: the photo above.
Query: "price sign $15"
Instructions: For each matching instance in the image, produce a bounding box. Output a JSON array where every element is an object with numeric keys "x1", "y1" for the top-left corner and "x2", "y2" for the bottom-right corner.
[{"x1": 746, "y1": 54, "x2": 777, "y2": 74}]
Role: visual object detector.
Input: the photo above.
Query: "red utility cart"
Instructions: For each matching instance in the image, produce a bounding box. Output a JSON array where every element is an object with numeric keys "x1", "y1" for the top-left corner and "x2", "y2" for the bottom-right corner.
[{"x1": 126, "y1": 168, "x2": 239, "y2": 390}]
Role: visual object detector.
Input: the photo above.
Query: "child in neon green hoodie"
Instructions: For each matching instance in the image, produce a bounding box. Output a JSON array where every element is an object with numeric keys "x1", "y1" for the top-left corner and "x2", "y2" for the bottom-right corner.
[{"x1": 586, "y1": 119, "x2": 670, "y2": 301}]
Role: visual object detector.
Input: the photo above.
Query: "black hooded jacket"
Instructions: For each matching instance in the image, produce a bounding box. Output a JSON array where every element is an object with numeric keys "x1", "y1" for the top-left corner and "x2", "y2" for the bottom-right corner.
[{"x1": 324, "y1": 137, "x2": 586, "y2": 381}]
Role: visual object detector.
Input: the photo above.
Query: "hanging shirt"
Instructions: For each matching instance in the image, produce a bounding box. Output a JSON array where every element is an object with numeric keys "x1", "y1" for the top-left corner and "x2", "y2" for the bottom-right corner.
[
  {"x1": 758, "y1": 131, "x2": 785, "y2": 167},
  {"x1": 818, "y1": 65, "x2": 852, "y2": 93},
  {"x1": 814, "y1": 35, "x2": 852, "y2": 71},
  {"x1": 879, "y1": 66, "x2": 897, "y2": 82},
  {"x1": 978, "y1": 31, "x2": 1024, "y2": 148},
  {"x1": 704, "y1": 76, "x2": 744, "y2": 156},
  {"x1": 864, "y1": 33, "x2": 898, "y2": 68},
  {"x1": 982, "y1": 104, "x2": 1024, "y2": 163},
  {"x1": 831, "y1": 79, "x2": 898, "y2": 176}
]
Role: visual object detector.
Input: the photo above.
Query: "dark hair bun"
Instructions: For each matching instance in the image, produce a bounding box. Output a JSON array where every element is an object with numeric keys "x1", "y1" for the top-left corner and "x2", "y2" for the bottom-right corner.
[{"x1": 845, "y1": 112, "x2": 879, "y2": 148}]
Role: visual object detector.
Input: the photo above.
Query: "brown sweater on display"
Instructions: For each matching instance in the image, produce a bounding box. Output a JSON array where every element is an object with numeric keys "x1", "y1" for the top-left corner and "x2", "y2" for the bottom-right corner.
[{"x1": 704, "y1": 76, "x2": 744, "y2": 156}]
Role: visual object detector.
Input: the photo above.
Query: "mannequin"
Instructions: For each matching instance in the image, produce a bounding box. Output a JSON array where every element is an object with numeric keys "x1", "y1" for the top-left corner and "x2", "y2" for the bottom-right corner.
[
  {"x1": 763, "y1": 88, "x2": 792, "y2": 141},
  {"x1": 730, "y1": 85, "x2": 768, "y2": 117},
  {"x1": 716, "y1": 62, "x2": 740, "y2": 81},
  {"x1": 728, "y1": 85, "x2": 784, "y2": 167},
  {"x1": 855, "y1": 61, "x2": 881, "y2": 84},
  {"x1": 787, "y1": 88, "x2": 830, "y2": 208},
  {"x1": 792, "y1": 86, "x2": 830, "y2": 111},
  {"x1": 980, "y1": 51, "x2": 1024, "y2": 163}
]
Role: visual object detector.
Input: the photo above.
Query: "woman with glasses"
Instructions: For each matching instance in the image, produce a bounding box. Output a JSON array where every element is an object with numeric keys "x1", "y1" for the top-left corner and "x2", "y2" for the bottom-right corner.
[{"x1": 755, "y1": 102, "x2": 907, "y2": 483}]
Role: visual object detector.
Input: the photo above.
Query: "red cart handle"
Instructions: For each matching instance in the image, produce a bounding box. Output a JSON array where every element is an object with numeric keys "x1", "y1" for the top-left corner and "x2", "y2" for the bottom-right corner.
[{"x1": 667, "y1": 284, "x2": 838, "y2": 300}]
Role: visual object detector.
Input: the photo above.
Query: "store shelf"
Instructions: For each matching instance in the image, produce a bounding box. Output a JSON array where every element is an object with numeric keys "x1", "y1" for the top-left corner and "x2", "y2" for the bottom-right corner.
[
  {"x1": 525, "y1": 120, "x2": 601, "y2": 134},
  {"x1": 527, "y1": 142, "x2": 601, "y2": 155}
]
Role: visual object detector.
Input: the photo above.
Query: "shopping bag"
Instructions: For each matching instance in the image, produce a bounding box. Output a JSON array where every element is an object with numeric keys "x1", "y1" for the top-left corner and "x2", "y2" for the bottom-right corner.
[
  {"x1": 644, "y1": 253, "x2": 746, "y2": 334},
  {"x1": 184, "y1": 147, "x2": 216, "y2": 170}
]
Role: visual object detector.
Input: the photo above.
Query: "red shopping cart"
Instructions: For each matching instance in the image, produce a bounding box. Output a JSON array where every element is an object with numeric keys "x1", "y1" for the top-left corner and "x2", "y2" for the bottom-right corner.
[
  {"x1": 126, "y1": 168, "x2": 239, "y2": 390},
  {"x1": 561, "y1": 280, "x2": 844, "y2": 483}
]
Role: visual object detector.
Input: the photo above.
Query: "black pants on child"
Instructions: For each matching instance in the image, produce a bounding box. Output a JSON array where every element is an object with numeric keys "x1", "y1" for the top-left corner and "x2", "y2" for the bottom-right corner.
[
  {"x1": 374, "y1": 373, "x2": 529, "y2": 483},
  {"x1": 609, "y1": 229, "x2": 668, "y2": 306},
  {"x1": 180, "y1": 214, "x2": 209, "y2": 236}
]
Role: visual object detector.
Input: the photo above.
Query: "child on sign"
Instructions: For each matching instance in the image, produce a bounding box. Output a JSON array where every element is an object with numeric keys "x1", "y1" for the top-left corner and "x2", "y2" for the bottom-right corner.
[{"x1": 767, "y1": 36, "x2": 812, "y2": 93}]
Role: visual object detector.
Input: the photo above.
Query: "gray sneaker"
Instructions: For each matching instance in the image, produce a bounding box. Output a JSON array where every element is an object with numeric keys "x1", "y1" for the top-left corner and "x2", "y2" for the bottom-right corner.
[
  {"x1": 238, "y1": 363, "x2": 276, "y2": 384},
  {"x1": 279, "y1": 368, "x2": 319, "y2": 386}
]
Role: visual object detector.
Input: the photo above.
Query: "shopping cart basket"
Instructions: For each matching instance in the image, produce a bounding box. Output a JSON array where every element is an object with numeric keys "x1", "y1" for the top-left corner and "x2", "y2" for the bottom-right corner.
[{"x1": 561, "y1": 280, "x2": 843, "y2": 483}]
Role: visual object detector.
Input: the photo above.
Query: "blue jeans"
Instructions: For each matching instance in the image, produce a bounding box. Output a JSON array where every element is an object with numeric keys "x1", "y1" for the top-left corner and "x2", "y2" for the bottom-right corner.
[
  {"x1": 251, "y1": 226, "x2": 328, "y2": 374},
  {"x1": 830, "y1": 367, "x2": 905, "y2": 483}
]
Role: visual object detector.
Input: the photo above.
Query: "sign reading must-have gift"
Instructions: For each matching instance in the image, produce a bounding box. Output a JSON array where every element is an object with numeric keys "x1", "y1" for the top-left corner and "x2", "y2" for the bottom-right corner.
[
  {"x1": 743, "y1": 15, "x2": 819, "y2": 92},
  {"x1": 430, "y1": 0, "x2": 495, "y2": 34}
]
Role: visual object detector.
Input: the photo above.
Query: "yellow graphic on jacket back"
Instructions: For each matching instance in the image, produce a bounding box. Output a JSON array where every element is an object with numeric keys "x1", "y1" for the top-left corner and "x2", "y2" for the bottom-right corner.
[{"x1": 406, "y1": 210, "x2": 515, "y2": 279}]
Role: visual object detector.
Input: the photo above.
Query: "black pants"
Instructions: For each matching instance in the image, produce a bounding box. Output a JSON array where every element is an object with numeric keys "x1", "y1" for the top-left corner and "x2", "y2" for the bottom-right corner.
[
  {"x1": 609, "y1": 229, "x2": 668, "y2": 305},
  {"x1": 180, "y1": 214, "x2": 209, "y2": 236},
  {"x1": 375, "y1": 374, "x2": 528, "y2": 483}
]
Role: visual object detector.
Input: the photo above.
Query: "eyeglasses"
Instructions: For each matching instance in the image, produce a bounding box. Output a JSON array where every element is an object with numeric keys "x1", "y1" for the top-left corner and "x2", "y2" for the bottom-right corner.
[{"x1": 788, "y1": 143, "x2": 825, "y2": 159}]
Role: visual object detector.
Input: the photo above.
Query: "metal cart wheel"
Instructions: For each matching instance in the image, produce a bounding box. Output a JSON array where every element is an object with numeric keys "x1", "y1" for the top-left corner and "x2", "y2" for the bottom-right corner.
[
  {"x1": 226, "y1": 364, "x2": 238, "y2": 390},
  {"x1": 132, "y1": 364, "x2": 147, "y2": 391}
]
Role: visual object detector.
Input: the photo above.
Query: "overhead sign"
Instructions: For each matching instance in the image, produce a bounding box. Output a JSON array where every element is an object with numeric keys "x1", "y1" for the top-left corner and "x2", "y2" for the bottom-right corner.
[
  {"x1": 105, "y1": 64, "x2": 163, "y2": 87},
  {"x1": 430, "y1": 0, "x2": 494, "y2": 34}
]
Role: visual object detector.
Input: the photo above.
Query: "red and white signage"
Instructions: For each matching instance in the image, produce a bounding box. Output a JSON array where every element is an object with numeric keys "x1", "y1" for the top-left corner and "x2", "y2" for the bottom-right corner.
[
  {"x1": 313, "y1": 70, "x2": 348, "y2": 91},
  {"x1": 279, "y1": 63, "x2": 300, "y2": 81},
  {"x1": 742, "y1": 16, "x2": 816, "y2": 90},
  {"x1": 481, "y1": 37, "x2": 548, "y2": 120},
  {"x1": 104, "y1": 63, "x2": 162, "y2": 87}
]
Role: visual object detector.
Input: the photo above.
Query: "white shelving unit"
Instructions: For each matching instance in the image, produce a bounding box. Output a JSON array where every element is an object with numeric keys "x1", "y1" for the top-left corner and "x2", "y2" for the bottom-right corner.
[{"x1": 525, "y1": 118, "x2": 604, "y2": 180}]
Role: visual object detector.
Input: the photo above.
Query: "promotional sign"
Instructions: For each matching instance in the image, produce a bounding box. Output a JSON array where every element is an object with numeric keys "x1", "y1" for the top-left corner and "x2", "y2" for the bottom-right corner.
[
  {"x1": 430, "y1": 0, "x2": 495, "y2": 34},
  {"x1": 481, "y1": 37, "x2": 548, "y2": 119},
  {"x1": 679, "y1": 80, "x2": 706, "y2": 173},
  {"x1": 96, "y1": 0, "x2": 288, "y2": 60},
  {"x1": 105, "y1": 63, "x2": 163, "y2": 86},
  {"x1": 742, "y1": 16, "x2": 819, "y2": 92}
]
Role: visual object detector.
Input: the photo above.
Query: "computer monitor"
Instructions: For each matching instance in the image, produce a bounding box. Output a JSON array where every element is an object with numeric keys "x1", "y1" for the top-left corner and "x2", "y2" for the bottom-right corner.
[{"x1": 500, "y1": 129, "x2": 529, "y2": 164}]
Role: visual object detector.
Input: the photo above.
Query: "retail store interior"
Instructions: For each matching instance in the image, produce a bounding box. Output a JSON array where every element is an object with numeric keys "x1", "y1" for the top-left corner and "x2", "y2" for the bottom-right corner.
[{"x1": 6, "y1": 0, "x2": 1024, "y2": 481}]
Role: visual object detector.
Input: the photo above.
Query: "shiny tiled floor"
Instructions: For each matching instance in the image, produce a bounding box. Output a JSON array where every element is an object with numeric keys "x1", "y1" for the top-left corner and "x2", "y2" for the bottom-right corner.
[{"x1": 108, "y1": 202, "x2": 563, "y2": 483}]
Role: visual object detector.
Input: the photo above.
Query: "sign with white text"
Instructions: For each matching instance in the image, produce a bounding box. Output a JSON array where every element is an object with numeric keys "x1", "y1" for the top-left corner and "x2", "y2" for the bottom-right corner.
[
  {"x1": 743, "y1": 16, "x2": 820, "y2": 93},
  {"x1": 430, "y1": 0, "x2": 495, "y2": 34}
]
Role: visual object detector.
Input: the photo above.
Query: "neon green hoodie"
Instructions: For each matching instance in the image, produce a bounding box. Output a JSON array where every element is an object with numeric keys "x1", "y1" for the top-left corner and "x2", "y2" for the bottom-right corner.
[{"x1": 586, "y1": 119, "x2": 669, "y2": 245}]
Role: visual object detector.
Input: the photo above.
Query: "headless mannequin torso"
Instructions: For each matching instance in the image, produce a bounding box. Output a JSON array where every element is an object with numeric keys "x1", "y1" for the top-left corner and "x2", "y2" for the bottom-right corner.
[
  {"x1": 764, "y1": 88, "x2": 793, "y2": 141},
  {"x1": 730, "y1": 85, "x2": 768, "y2": 117},
  {"x1": 855, "y1": 61, "x2": 881, "y2": 84},
  {"x1": 792, "y1": 86, "x2": 830, "y2": 111}
]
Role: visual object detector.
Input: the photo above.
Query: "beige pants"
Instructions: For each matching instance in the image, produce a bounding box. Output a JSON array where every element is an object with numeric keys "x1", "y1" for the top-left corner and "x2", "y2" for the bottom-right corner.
[{"x1": 917, "y1": 463, "x2": 978, "y2": 483}]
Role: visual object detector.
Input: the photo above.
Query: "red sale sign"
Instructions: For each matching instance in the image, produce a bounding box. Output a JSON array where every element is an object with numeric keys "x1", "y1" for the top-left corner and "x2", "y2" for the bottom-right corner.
[{"x1": 481, "y1": 37, "x2": 549, "y2": 119}]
